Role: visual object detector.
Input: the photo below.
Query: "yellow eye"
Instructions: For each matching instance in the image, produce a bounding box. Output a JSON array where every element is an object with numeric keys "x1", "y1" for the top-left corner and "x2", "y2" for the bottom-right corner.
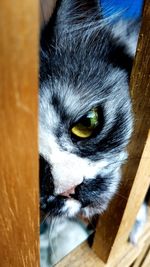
[{"x1": 71, "y1": 108, "x2": 99, "y2": 138}]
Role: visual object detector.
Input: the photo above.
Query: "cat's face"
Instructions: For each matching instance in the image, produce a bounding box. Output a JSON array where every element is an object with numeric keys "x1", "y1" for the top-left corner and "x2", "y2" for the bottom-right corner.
[{"x1": 39, "y1": 0, "x2": 133, "y2": 219}]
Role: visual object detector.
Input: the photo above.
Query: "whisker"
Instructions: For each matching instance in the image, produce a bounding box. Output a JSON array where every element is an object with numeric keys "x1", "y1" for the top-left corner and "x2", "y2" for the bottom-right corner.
[
  {"x1": 40, "y1": 211, "x2": 50, "y2": 226},
  {"x1": 48, "y1": 216, "x2": 60, "y2": 262}
]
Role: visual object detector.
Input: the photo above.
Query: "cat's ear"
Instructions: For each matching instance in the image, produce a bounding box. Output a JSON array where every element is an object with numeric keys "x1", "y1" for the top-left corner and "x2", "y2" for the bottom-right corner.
[
  {"x1": 109, "y1": 20, "x2": 140, "y2": 77},
  {"x1": 41, "y1": 0, "x2": 101, "y2": 47},
  {"x1": 109, "y1": 42, "x2": 134, "y2": 78},
  {"x1": 48, "y1": 0, "x2": 101, "y2": 30}
]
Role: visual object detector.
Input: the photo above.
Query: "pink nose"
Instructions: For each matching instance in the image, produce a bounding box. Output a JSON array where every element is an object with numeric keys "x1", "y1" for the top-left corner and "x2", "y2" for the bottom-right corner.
[{"x1": 60, "y1": 186, "x2": 76, "y2": 197}]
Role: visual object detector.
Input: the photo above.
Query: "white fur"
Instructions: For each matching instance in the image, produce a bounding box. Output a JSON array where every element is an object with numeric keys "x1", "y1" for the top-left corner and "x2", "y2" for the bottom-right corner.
[
  {"x1": 39, "y1": 127, "x2": 108, "y2": 194},
  {"x1": 62, "y1": 199, "x2": 81, "y2": 217},
  {"x1": 129, "y1": 203, "x2": 147, "y2": 244}
]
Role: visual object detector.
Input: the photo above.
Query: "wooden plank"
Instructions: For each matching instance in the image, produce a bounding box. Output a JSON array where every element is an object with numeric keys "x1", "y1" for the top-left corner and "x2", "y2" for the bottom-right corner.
[
  {"x1": 113, "y1": 223, "x2": 150, "y2": 267},
  {"x1": 92, "y1": 0, "x2": 150, "y2": 262},
  {"x1": 132, "y1": 245, "x2": 150, "y2": 267},
  {"x1": 109, "y1": 225, "x2": 150, "y2": 267},
  {"x1": 0, "y1": 1, "x2": 39, "y2": 267},
  {"x1": 141, "y1": 247, "x2": 150, "y2": 267},
  {"x1": 56, "y1": 241, "x2": 102, "y2": 267}
]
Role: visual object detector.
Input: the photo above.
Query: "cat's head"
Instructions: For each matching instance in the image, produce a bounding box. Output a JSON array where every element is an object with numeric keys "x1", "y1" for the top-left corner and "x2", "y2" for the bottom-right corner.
[{"x1": 39, "y1": 0, "x2": 134, "y2": 220}]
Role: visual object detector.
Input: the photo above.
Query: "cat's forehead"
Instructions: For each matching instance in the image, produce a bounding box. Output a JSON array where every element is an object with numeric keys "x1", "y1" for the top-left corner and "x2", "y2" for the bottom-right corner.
[
  {"x1": 40, "y1": 81, "x2": 99, "y2": 121},
  {"x1": 40, "y1": 65, "x2": 127, "y2": 125}
]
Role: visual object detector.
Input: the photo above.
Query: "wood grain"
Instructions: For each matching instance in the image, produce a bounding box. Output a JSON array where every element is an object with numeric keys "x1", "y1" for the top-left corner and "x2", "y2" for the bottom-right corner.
[
  {"x1": 0, "y1": 1, "x2": 39, "y2": 266},
  {"x1": 141, "y1": 247, "x2": 150, "y2": 267},
  {"x1": 92, "y1": 0, "x2": 150, "y2": 262},
  {"x1": 132, "y1": 244, "x2": 150, "y2": 267}
]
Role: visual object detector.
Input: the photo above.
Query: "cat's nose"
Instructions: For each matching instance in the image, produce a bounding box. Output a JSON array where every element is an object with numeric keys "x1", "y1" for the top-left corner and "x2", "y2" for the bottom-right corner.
[{"x1": 59, "y1": 186, "x2": 76, "y2": 197}]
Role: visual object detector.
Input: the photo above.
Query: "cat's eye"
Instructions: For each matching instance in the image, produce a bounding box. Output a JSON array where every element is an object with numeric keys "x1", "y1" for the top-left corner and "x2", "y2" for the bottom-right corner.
[{"x1": 71, "y1": 108, "x2": 99, "y2": 138}]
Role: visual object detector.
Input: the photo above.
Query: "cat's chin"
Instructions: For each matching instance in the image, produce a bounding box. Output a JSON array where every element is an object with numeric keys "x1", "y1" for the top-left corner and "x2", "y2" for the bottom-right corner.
[
  {"x1": 40, "y1": 193, "x2": 110, "y2": 221},
  {"x1": 40, "y1": 196, "x2": 81, "y2": 221},
  {"x1": 61, "y1": 199, "x2": 82, "y2": 217},
  {"x1": 61, "y1": 199, "x2": 107, "y2": 218}
]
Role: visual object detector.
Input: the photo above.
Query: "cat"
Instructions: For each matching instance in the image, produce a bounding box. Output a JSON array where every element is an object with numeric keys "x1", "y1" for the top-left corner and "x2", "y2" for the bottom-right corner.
[
  {"x1": 39, "y1": 0, "x2": 138, "y2": 220},
  {"x1": 39, "y1": 1, "x2": 147, "y2": 265}
]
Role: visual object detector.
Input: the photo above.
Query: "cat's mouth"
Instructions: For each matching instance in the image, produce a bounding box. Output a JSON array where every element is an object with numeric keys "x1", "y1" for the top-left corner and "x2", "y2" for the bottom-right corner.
[
  {"x1": 40, "y1": 191, "x2": 77, "y2": 210},
  {"x1": 40, "y1": 175, "x2": 113, "y2": 222},
  {"x1": 40, "y1": 180, "x2": 93, "y2": 220}
]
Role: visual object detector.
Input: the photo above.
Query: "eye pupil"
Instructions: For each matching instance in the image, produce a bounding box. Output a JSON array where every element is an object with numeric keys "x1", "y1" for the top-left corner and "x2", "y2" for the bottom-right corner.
[{"x1": 81, "y1": 117, "x2": 92, "y2": 127}]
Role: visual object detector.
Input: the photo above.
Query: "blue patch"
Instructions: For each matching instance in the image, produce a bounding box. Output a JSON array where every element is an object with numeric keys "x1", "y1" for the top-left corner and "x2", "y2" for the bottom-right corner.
[{"x1": 101, "y1": 0, "x2": 143, "y2": 19}]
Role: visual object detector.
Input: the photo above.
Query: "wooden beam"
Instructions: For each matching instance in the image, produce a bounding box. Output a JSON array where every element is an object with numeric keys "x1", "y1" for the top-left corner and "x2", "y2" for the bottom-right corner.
[
  {"x1": 132, "y1": 244, "x2": 150, "y2": 267},
  {"x1": 92, "y1": 0, "x2": 150, "y2": 262},
  {"x1": 0, "y1": 1, "x2": 39, "y2": 266}
]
